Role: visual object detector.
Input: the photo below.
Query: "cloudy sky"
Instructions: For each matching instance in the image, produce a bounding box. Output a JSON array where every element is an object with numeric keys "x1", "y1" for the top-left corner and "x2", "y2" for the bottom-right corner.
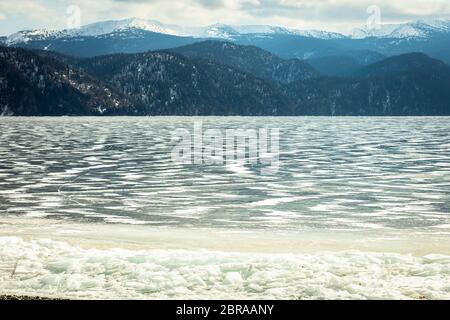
[{"x1": 1, "y1": 0, "x2": 450, "y2": 36}]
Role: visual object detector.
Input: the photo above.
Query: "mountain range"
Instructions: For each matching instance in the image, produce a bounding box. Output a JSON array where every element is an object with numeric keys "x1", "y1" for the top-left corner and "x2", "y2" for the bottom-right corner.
[
  {"x1": 4, "y1": 18, "x2": 450, "y2": 63},
  {"x1": 3, "y1": 18, "x2": 345, "y2": 45},
  {"x1": 1, "y1": 18, "x2": 450, "y2": 116}
]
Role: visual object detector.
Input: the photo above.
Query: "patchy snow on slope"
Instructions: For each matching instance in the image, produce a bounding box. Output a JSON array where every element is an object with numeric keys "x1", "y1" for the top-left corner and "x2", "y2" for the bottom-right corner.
[{"x1": 6, "y1": 29, "x2": 62, "y2": 45}]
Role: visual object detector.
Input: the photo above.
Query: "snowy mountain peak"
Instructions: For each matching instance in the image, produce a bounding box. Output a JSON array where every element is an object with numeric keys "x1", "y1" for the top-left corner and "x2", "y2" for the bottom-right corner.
[
  {"x1": 5, "y1": 18, "x2": 348, "y2": 44},
  {"x1": 66, "y1": 18, "x2": 183, "y2": 37},
  {"x1": 351, "y1": 19, "x2": 450, "y2": 39},
  {"x1": 221, "y1": 24, "x2": 345, "y2": 39},
  {"x1": 187, "y1": 23, "x2": 346, "y2": 40},
  {"x1": 6, "y1": 18, "x2": 450, "y2": 46},
  {"x1": 6, "y1": 29, "x2": 63, "y2": 45},
  {"x1": 5, "y1": 18, "x2": 183, "y2": 45},
  {"x1": 196, "y1": 24, "x2": 240, "y2": 39}
]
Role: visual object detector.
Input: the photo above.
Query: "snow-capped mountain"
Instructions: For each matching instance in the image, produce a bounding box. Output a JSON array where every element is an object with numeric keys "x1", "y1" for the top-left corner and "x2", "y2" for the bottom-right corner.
[
  {"x1": 5, "y1": 18, "x2": 346, "y2": 45},
  {"x1": 351, "y1": 19, "x2": 450, "y2": 39},
  {"x1": 233, "y1": 25, "x2": 345, "y2": 39},
  {"x1": 67, "y1": 18, "x2": 183, "y2": 38},
  {"x1": 6, "y1": 17, "x2": 450, "y2": 47},
  {"x1": 189, "y1": 23, "x2": 240, "y2": 40},
  {"x1": 6, "y1": 29, "x2": 63, "y2": 45},
  {"x1": 6, "y1": 18, "x2": 184, "y2": 45},
  {"x1": 190, "y1": 24, "x2": 346, "y2": 40},
  {"x1": 5, "y1": 17, "x2": 450, "y2": 63}
]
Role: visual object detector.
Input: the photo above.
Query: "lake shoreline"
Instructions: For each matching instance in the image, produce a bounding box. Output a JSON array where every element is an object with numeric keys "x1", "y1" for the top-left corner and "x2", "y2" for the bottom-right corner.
[
  {"x1": 1, "y1": 234, "x2": 449, "y2": 300},
  {"x1": 0, "y1": 295, "x2": 64, "y2": 300},
  {"x1": 1, "y1": 216, "x2": 449, "y2": 255}
]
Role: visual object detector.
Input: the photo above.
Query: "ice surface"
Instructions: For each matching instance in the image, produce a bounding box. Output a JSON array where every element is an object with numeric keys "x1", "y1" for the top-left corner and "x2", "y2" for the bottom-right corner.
[{"x1": 0, "y1": 236, "x2": 449, "y2": 300}]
